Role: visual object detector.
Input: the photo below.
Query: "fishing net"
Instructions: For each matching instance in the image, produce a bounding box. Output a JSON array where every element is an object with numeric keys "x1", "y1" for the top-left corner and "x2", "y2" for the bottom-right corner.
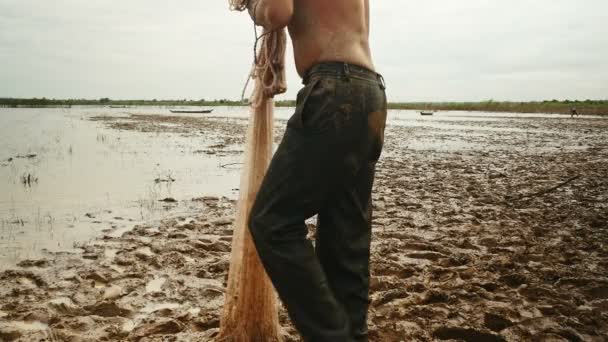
[
  {"x1": 230, "y1": 0, "x2": 287, "y2": 107},
  {"x1": 218, "y1": 1, "x2": 286, "y2": 341}
]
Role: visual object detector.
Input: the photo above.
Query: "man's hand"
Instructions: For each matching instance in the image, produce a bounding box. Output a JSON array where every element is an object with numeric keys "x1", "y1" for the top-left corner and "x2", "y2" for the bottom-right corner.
[{"x1": 247, "y1": 0, "x2": 293, "y2": 30}]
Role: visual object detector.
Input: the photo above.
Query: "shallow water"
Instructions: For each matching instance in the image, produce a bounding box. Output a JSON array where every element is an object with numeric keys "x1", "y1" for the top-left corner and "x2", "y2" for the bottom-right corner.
[
  {"x1": 0, "y1": 106, "x2": 242, "y2": 265},
  {"x1": 0, "y1": 106, "x2": 603, "y2": 267}
]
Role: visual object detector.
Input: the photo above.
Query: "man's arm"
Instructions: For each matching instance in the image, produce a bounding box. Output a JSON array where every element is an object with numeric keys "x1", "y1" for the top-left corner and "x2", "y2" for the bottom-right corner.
[{"x1": 247, "y1": 0, "x2": 293, "y2": 30}]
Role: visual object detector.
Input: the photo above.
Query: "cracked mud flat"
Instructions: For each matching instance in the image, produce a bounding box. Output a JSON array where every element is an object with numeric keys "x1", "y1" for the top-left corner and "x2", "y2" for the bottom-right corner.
[{"x1": 1, "y1": 111, "x2": 607, "y2": 341}]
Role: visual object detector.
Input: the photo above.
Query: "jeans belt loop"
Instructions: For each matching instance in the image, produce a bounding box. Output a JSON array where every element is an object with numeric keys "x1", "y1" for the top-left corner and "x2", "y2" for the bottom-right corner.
[
  {"x1": 343, "y1": 63, "x2": 351, "y2": 82},
  {"x1": 378, "y1": 74, "x2": 386, "y2": 90}
]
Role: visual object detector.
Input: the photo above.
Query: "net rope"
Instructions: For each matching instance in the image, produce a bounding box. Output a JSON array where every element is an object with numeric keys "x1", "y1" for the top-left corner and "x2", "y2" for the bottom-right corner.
[{"x1": 230, "y1": 0, "x2": 287, "y2": 107}]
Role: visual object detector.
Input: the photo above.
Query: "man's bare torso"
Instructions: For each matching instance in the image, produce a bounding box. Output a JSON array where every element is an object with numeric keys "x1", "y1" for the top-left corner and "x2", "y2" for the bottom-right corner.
[{"x1": 288, "y1": 0, "x2": 374, "y2": 76}]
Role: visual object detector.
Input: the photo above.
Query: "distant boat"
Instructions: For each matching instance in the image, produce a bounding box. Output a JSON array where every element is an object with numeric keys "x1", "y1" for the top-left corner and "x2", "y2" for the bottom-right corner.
[
  {"x1": 420, "y1": 111, "x2": 434, "y2": 116},
  {"x1": 109, "y1": 105, "x2": 128, "y2": 108},
  {"x1": 170, "y1": 109, "x2": 213, "y2": 114}
]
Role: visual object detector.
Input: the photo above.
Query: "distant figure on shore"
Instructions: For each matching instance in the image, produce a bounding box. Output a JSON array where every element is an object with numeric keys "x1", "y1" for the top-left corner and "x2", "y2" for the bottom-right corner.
[{"x1": 571, "y1": 107, "x2": 579, "y2": 117}]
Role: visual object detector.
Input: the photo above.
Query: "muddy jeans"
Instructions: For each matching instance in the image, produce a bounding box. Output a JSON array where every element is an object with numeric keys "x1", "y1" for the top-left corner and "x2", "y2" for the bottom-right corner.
[{"x1": 249, "y1": 62, "x2": 387, "y2": 342}]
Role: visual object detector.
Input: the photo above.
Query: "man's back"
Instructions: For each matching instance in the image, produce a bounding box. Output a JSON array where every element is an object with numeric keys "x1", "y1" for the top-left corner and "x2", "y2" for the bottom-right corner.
[{"x1": 288, "y1": 0, "x2": 374, "y2": 76}]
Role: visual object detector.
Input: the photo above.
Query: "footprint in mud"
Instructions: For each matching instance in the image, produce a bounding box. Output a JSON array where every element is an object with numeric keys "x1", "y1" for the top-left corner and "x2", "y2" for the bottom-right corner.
[
  {"x1": 48, "y1": 297, "x2": 86, "y2": 316},
  {"x1": 518, "y1": 285, "x2": 558, "y2": 302},
  {"x1": 83, "y1": 301, "x2": 134, "y2": 318},
  {"x1": 484, "y1": 313, "x2": 514, "y2": 332},
  {"x1": 433, "y1": 326, "x2": 506, "y2": 342},
  {"x1": 372, "y1": 288, "x2": 410, "y2": 307},
  {"x1": 0, "y1": 321, "x2": 52, "y2": 341},
  {"x1": 406, "y1": 251, "x2": 445, "y2": 261},
  {"x1": 0, "y1": 270, "x2": 47, "y2": 288},
  {"x1": 153, "y1": 251, "x2": 188, "y2": 269},
  {"x1": 146, "y1": 276, "x2": 167, "y2": 293},
  {"x1": 419, "y1": 290, "x2": 450, "y2": 305},
  {"x1": 371, "y1": 259, "x2": 418, "y2": 279},
  {"x1": 585, "y1": 284, "x2": 608, "y2": 300},
  {"x1": 129, "y1": 318, "x2": 184, "y2": 340},
  {"x1": 474, "y1": 282, "x2": 500, "y2": 293},
  {"x1": 16, "y1": 259, "x2": 51, "y2": 268},
  {"x1": 82, "y1": 270, "x2": 111, "y2": 285},
  {"x1": 498, "y1": 273, "x2": 528, "y2": 288}
]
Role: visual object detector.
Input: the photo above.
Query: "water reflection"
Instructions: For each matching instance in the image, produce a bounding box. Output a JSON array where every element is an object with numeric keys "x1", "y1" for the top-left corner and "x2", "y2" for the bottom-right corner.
[{"x1": 0, "y1": 107, "x2": 242, "y2": 266}]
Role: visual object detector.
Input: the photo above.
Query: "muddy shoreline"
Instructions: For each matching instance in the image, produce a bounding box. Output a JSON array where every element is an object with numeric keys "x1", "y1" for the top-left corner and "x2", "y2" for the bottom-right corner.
[{"x1": 1, "y1": 111, "x2": 607, "y2": 341}]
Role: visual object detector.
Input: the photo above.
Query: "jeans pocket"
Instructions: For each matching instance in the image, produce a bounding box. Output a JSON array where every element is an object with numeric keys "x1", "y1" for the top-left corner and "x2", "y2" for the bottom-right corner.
[
  {"x1": 288, "y1": 78, "x2": 337, "y2": 132},
  {"x1": 287, "y1": 78, "x2": 321, "y2": 129}
]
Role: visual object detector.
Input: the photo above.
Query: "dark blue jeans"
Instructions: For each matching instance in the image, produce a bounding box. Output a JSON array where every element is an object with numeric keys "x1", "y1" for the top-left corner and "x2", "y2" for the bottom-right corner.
[{"x1": 249, "y1": 62, "x2": 387, "y2": 342}]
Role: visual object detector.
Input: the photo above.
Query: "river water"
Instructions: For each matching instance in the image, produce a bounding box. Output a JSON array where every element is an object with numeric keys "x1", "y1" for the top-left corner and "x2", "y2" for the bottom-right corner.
[{"x1": 0, "y1": 106, "x2": 245, "y2": 265}]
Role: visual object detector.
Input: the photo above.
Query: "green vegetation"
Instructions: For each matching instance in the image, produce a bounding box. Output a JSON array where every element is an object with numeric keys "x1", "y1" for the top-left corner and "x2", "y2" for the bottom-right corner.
[
  {"x1": 1, "y1": 98, "x2": 606, "y2": 115},
  {"x1": 387, "y1": 99, "x2": 608, "y2": 116}
]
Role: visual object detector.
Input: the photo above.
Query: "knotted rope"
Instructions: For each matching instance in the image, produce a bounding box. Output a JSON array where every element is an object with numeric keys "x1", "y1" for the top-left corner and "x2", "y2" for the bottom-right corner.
[{"x1": 230, "y1": 0, "x2": 287, "y2": 107}]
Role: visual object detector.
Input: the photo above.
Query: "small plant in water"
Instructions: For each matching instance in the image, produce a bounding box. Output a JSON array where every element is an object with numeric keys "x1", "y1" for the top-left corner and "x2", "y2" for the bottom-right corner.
[
  {"x1": 21, "y1": 172, "x2": 38, "y2": 186},
  {"x1": 35, "y1": 207, "x2": 42, "y2": 232},
  {"x1": 97, "y1": 133, "x2": 108, "y2": 143},
  {"x1": 45, "y1": 213, "x2": 55, "y2": 236},
  {"x1": 154, "y1": 169, "x2": 176, "y2": 184}
]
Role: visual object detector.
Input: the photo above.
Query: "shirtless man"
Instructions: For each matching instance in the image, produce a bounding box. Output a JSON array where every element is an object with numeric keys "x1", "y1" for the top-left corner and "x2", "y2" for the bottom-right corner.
[{"x1": 246, "y1": 1, "x2": 387, "y2": 341}]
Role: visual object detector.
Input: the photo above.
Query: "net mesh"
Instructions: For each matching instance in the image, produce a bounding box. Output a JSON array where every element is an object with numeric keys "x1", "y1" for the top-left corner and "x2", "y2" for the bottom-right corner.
[{"x1": 218, "y1": 1, "x2": 285, "y2": 341}]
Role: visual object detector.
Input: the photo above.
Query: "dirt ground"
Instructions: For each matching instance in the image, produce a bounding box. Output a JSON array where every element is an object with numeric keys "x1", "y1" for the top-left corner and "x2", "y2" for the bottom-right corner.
[{"x1": 1, "y1": 112, "x2": 606, "y2": 341}]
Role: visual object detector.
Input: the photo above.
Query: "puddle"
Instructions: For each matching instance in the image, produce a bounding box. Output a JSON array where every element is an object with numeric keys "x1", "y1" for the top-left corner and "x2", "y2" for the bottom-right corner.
[
  {"x1": 136, "y1": 247, "x2": 155, "y2": 258},
  {"x1": 49, "y1": 297, "x2": 74, "y2": 305},
  {"x1": 145, "y1": 276, "x2": 166, "y2": 293},
  {"x1": 0, "y1": 320, "x2": 49, "y2": 331},
  {"x1": 93, "y1": 280, "x2": 107, "y2": 288},
  {"x1": 178, "y1": 275, "x2": 223, "y2": 290},
  {"x1": 104, "y1": 248, "x2": 119, "y2": 259},
  {"x1": 183, "y1": 255, "x2": 195, "y2": 263},
  {"x1": 109, "y1": 264, "x2": 125, "y2": 273},
  {"x1": 18, "y1": 277, "x2": 36, "y2": 287},
  {"x1": 122, "y1": 319, "x2": 137, "y2": 332}
]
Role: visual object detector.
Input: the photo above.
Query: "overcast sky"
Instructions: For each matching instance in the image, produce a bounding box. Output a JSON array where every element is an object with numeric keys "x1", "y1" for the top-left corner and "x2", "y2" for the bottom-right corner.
[{"x1": 1, "y1": 0, "x2": 607, "y2": 102}]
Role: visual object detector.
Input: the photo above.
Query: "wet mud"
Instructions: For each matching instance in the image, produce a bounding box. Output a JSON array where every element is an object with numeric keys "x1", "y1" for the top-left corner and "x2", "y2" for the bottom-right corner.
[{"x1": 0, "y1": 111, "x2": 607, "y2": 341}]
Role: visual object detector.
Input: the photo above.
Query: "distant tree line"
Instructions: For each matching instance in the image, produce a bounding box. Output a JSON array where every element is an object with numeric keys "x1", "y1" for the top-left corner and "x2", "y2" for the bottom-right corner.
[
  {"x1": 387, "y1": 99, "x2": 608, "y2": 116},
  {"x1": 1, "y1": 97, "x2": 606, "y2": 115},
  {"x1": 0, "y1": 97, "x2": 247, "y2": 108}
]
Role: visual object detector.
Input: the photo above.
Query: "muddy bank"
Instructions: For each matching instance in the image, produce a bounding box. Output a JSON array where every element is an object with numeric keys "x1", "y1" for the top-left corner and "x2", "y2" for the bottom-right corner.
[
  {"x1": 0, "y1": 196, "x2": 242, "y2": 341},
  {"x1": 1, "y1": 111, "x2": 607, "y2": 341}
]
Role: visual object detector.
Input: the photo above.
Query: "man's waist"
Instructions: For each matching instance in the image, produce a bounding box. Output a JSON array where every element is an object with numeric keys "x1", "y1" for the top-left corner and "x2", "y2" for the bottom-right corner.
[{"x1": 302, "y1": 62, "x2": 385, "y2": 88}]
